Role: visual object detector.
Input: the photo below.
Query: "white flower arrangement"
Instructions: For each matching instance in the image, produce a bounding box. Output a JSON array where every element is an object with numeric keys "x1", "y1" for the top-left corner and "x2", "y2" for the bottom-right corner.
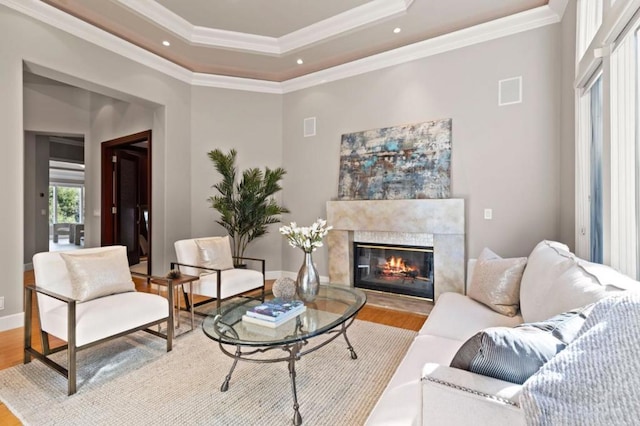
[{"x1": 279, "y1": 219, "x2": 333, "y2": 253}]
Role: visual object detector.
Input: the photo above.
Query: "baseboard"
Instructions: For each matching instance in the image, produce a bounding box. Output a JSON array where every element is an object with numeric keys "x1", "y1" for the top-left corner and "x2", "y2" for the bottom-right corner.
[{"x1": 0, "y1": 312, "x2": 24, "y2": 332}]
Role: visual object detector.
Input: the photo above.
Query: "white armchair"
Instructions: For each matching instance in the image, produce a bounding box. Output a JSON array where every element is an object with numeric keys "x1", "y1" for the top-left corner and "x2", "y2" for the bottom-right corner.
[
  {"x1": 173, "y1": 236, "x2": 265, "y2": 313},
  {"x1": 25, "y1": 246, "x2": 173, "y2": 395}
]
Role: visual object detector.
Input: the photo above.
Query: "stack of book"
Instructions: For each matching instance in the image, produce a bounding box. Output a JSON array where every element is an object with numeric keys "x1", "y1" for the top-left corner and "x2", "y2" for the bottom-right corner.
[{"x1": 242, "y1": 298, "x2": 307, "y2": 328}]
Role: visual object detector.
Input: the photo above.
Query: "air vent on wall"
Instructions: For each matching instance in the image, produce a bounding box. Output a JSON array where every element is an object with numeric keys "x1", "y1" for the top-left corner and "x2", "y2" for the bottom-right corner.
[
  {"x1": 304, "y1": 117, "x2": 316, "y2": 137},
  {"x1": 498, "y1": 76, "x2": 522, "y2": 106}
]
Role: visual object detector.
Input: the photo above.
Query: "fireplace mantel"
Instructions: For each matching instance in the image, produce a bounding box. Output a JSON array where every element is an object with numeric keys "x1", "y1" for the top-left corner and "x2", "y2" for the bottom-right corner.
[{"x1": 326, "y1": 199, "x2": 465, "y2": 300}]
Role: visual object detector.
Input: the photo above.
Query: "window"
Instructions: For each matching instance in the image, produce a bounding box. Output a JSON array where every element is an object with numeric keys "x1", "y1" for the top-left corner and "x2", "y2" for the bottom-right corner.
[
  {"x1": 575, "y1": 2, "x2": 640, "y2": 278},
  {"x1": 577, "y1": 0, "x2": 603, "y2": 61},
  {"x1": 576, "y1": 72, "x2": 603, "y2": 262},
  {"x1": 49, "y1": 185, "x2": 84, "y2": 225},
  {"x1": 589, "y1": 77, "x2": 604, "y2": 263}
]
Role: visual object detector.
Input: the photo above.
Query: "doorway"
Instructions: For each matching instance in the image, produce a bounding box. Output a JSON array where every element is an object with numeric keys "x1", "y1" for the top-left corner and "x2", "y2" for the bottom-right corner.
[{"x1": 101, "y1": 130, "x2": 151, "y2": 274}]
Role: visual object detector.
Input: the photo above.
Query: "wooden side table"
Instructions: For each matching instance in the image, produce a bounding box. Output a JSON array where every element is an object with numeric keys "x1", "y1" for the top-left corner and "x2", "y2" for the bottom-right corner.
[{"x1": 150, "y1": 274, "x2": 199, "y2": 333}]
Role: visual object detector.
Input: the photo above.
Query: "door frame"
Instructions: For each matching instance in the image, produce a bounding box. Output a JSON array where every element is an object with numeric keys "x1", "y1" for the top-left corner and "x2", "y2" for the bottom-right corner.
[{"x1": 101, "y1": 130, "x2": 152, "y2": 274}]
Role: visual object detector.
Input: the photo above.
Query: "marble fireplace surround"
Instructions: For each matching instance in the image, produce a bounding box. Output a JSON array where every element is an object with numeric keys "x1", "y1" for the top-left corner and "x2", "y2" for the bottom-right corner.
[{"x1": 326, "y1": 199, "x2": 465, "y2": 301}]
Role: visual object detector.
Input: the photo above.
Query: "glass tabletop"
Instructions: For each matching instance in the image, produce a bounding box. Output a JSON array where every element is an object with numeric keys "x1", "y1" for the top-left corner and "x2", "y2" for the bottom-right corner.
[{"x1": 202, "y1": 284, "x2": 366, "y2": 347}]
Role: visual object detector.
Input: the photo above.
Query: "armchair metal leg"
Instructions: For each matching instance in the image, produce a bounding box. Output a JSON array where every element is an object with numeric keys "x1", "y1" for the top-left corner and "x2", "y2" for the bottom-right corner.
[
  {"x1": 24, "y1": 287, "x2": 33, "y2": 364},
  {"x1": 67, "y1": 301, "x2": 77, "y2": 395},
  {"x1": 167, "y1": 283, "x2": 174, "y2": 352},
  {"x1": 41, "y1": 331, "x2": 51, "y2": 355}
]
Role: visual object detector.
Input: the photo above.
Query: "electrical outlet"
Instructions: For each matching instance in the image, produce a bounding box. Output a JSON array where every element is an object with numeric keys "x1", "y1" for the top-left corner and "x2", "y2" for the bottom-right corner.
[
  {"x1": 0, "y1": 296, "x2": 4, "y2": 310},
  {"x1": 484, "y1": 209, "x2": 493, "y2": 220}
]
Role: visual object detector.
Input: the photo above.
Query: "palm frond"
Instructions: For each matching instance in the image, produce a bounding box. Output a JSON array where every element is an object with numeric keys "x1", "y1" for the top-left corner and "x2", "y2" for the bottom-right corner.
[{"x1": 207, "y1": 149, "x2": 288, "y2": 259}]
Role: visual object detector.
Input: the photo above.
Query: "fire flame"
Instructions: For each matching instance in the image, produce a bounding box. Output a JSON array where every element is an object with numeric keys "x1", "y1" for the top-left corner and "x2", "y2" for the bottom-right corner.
[{"x1": 383, "y1": 256, "x2": 417, "y2": 274}]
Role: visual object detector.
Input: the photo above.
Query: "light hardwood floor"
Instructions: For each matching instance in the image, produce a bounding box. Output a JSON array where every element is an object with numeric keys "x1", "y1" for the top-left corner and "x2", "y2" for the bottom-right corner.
[{"x1": 0, "y1": 271, "x2": 427, "y2": 425}]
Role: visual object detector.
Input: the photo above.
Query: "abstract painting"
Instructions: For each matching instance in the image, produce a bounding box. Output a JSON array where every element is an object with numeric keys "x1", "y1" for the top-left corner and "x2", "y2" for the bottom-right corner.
[{"x1": 338, "y1": 118, "x2": 452, "y2": 200}]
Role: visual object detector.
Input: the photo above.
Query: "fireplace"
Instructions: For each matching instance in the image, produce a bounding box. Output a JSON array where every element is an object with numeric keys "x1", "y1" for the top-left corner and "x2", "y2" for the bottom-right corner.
[
  {"x1": 353, "y1": 242, "x2": 434, "y2": 300},
  {"x1": 326, "y1": 199, "x2": 465, "y2": 300}
]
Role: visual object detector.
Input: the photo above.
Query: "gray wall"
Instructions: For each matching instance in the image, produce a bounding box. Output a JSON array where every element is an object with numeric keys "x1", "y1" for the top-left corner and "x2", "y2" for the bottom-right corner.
[
  {"x1": 0, "y1": 4, "x2": 191, "y2": 325},
  {"x1": 190, "y1": 86, "x2": 284, "y2": 271},
  {"x1": 282, "y1": 24, "x2": 566, "y2": 275},
  {"x1": 2, "y1": 2, "x2": 577, "y2": 327},
  {"x1": 23, "y1": 132, "x2": 50, "y2": 264},
  {"x1": 23, "y1": 81, "x2": 90, "y2": 265},
  {"x1": 87, "y1": 93, "x2": 155, "y2": 249},
  {"x1": 559, "y1": 0, "x2": 577, "y2": 250}
]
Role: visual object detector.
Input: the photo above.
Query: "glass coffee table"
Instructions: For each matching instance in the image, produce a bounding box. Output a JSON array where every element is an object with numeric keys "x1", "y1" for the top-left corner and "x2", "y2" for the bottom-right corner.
[{"x1": 202, "y1": 284, "x2": 366, "y2": 425}]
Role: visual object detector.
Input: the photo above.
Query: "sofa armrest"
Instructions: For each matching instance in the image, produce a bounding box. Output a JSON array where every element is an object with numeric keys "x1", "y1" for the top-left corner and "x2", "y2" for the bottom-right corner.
[{"x1": 422, "y1": 363, "x2": 525, "y2": 426}]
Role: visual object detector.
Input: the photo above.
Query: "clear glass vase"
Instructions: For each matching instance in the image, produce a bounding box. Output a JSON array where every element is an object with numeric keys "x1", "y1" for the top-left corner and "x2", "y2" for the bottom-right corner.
[{"x1": 296, "y1": 251, "x2": 319, "y2": 302}]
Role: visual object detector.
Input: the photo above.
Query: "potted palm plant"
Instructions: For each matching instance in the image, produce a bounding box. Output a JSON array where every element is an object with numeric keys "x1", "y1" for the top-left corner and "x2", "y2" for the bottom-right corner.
[{"x1": 208, "y1": 148, "x2": 289, "y2": 265}]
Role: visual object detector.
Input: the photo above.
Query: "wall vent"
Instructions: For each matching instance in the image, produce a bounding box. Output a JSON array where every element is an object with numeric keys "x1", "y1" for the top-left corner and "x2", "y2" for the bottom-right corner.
[
  {"x1": 303, "y1": 117, "x2": 316, "y2": 137},
  {"x1": 498, "y1": 76, "x2": 522, "y2": 106}
]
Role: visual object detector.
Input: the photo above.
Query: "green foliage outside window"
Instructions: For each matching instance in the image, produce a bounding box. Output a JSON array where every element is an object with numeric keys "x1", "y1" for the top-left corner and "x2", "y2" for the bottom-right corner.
[{"x1": 49, "y1": 186, "x2": 81, "y2": 224}]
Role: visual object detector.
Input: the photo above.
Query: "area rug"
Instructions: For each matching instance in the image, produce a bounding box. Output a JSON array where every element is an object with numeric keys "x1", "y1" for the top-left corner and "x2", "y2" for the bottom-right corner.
[{"x1": 0, "y1": 320, "x2": 416, "y2": 425}]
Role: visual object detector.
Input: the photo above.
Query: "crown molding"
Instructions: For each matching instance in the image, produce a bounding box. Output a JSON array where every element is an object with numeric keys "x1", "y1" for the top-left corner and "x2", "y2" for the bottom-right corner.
[
  {"x1": 3, "y1": 0, "x2": 563, "y2": 95},
  {"x1": 548, "y1": 0, "x2": 569, "y2": 18},
  {"x1": 278, "y1": 0, "x2": 415, "y2": 53},
  {"x1": 281, "y1": 4, "x2": 561, "y2": 93},
  {"x1": 2, "y1": 0, "x2": 193, "y2": 84},
  {"x1": 116, "y1": 0, "x2": 414, "y2": 55},
  {"x1": 117, "y1": 0, "x2": 281, "y2": 54},
  {"x1": 191, "y1": 73, "x2": 283, "y2": 94}
]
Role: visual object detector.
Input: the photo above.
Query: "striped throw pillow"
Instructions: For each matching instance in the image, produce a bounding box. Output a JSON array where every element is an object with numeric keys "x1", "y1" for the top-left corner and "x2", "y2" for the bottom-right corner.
[{"x1": 450, "y1": 304, "x2": 593, "y2": 384}]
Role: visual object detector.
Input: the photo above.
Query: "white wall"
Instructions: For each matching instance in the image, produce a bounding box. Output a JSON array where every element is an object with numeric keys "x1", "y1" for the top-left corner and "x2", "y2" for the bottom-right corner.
[
  {"x1": 0, "y1": 4, "x2": 191, "y2": 327},
  {"x1": 282, "y1": 24, "x2": 565, "y2": 274},
  {"x1": 190, "y1": 86, "x2": 284, "y2": 270}
]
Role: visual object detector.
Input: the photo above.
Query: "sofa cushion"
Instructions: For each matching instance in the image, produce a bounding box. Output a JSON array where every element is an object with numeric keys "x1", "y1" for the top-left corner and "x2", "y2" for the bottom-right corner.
[
  {"x1": 195, "y1": 236, "x2": 234, "y2": 271},
  {"x1": 519, "y1": 240, "x2": 637, "y2": 323},
  {"x1": 186, "y1": 268, "x2": 264, "y2": 299},
  {"x1": 60, "y1": 246, "x2": 135, "y2": 302},
  {"x1": 39, "y1": 291, "x2": 168, "y2": 346},
  {"x1": 467, "y1": 248, "x2": 527, "y2": 317},
  {"x1": 365, "y1": 334, "x2": 464, "y2": 425},
  {"x1": 450, "y1": 305, "x2": 593, "y2": 384},
  {"x1": 419, "y1": 292, "x2": 523, "y2": 341}
]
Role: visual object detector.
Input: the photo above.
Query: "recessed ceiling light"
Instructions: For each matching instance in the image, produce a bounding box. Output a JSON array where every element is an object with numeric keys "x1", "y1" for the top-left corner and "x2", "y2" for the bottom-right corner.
[
  {"x1": 297, "y1": 58, "x2": 304, "y2": 65},
  {"x1": 162, "y1": 40, "x2": 171, "y2": 46},
  {"x1": 393, "y1": 27, "x2": 402, "y2": 34}
]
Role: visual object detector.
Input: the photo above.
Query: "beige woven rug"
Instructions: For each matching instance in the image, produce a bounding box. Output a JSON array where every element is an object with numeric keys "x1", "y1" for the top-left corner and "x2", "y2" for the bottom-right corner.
[{"x1": 0, "y1": 320, "x2": 416, "y2": 425}]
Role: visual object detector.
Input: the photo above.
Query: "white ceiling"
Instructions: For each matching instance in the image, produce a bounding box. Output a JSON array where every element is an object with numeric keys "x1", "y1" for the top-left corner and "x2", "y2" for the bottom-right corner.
[{"x1": 38, "y1": 0, "x2": 550, "y2": 82}]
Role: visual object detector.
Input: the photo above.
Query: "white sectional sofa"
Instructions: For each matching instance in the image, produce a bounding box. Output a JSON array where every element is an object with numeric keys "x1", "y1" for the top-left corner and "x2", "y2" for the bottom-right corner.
[{"x1": 365, "y1": 240, "x2": 638, "y2": 425}]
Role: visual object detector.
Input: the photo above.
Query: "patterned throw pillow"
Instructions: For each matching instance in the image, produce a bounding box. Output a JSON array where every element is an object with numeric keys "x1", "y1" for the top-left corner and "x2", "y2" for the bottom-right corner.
[
  {"x1": 60, "y1": 246, "x2": 135, "y2": 302},
  {"x1": 195, "y1": 236, "x2": 235, "y2": 272},
  {"x1": 468, "y1": 248, "x2": 527, "y2": 316},
  {"x1": 450, "y1": 305, "x2": 594, "y2": 384}
]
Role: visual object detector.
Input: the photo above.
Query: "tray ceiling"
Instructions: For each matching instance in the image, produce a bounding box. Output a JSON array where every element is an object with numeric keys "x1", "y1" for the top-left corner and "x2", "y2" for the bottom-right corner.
[{"x1": 40, "y1": 0, "x2": 549, "y2": 82}]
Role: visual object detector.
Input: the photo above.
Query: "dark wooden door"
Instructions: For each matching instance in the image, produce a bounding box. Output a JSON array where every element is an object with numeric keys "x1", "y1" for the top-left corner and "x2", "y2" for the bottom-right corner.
[
  {"x1": 101, "y1": 130, "x2": 151, "y2": 272},
  {"x1": 115, "y1": 150, "x2": 140, "y2": 265}
]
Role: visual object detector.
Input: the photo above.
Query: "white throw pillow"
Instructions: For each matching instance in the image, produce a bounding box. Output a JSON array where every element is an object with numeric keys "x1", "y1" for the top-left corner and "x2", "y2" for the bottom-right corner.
[
  {"x1": 468, "y1": 248, "x2": 527, "y2": 317},
  {"x1": 60, "y1": 246, "x2": 135, "y2": 302},
  {"x1": 195, "y1": 236, "x2": 235, "y2": 272},
  {"x1": 519, "y1": 240, "x2": 636, "y2": 323}
]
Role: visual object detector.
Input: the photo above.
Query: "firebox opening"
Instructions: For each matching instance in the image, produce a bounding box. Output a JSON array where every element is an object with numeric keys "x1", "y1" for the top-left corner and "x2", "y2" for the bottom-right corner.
[{"x1": 353, "y1": 242, "x2": 434, "y2": 300}]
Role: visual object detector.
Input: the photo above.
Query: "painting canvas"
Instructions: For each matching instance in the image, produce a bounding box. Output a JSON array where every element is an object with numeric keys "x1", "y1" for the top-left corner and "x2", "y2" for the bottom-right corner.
[{"x1": 338, "y1": 118, "x2": 452, "y2": 200}]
